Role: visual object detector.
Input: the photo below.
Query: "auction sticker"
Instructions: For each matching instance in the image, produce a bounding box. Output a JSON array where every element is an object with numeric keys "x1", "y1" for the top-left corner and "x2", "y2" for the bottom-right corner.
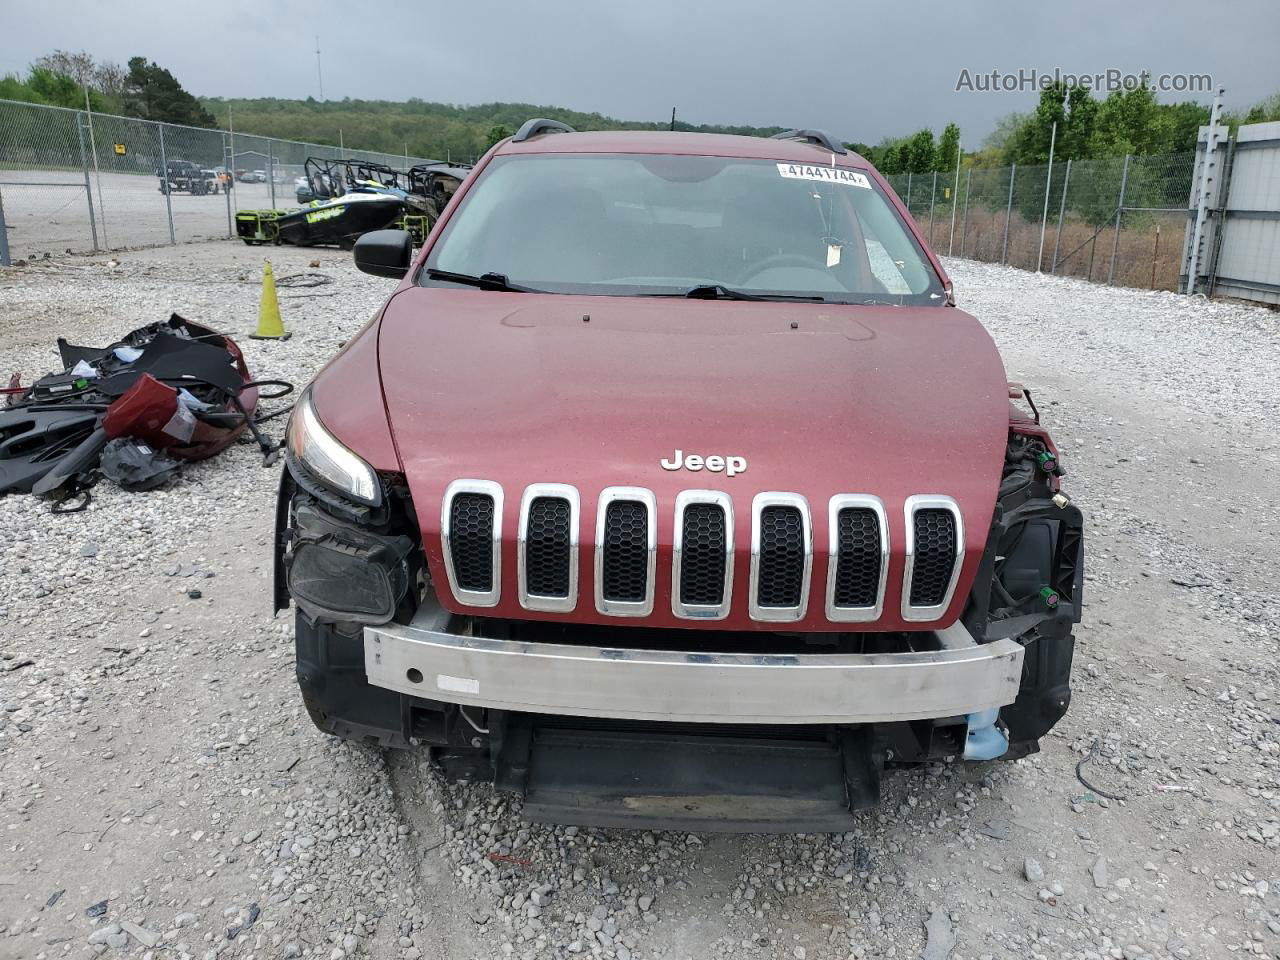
[{"x1": 776, "y1": 162, "x2": 871, "y2": 189}]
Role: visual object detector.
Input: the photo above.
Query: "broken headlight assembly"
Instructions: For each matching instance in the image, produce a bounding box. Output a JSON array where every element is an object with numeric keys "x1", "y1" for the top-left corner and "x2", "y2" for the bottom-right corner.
[
  {"x1": 279, "y1": 388, "x2": 421, "y2": 624},
  {"x1": 286, "y1": 388, "x2": 380, "y2": 506},
  {"x1": 286, "y1": 500, "x2": 414, "y2": 624}
]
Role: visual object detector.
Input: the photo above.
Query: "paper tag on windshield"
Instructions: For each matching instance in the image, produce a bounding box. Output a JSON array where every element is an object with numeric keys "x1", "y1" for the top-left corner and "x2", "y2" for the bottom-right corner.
[
  {"x1": 776, "y1": 162, "x2": 871, "y2": 189},
  {"x1": 826, "y1": 243, "x2": 842, "y2": 267}
]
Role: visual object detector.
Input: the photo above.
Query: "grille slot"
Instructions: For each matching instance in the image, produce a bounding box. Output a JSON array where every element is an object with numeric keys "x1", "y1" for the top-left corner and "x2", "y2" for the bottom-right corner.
[
  {"x1": 826, "y1": 496, "x2": 888, "y2": 621},
  {"x1": 680, "y1": 503, "x2": 727, "y2": 605},
  {"x1": 909, "y1": 509, "x2": 957, "y2": 605},
  {"x1": 834, "y1": 509, "x2": 881, "y2": 606},
  {"x1": 450, "y1": 494, "x2": 495, "y2": 591},
  {"x1": 519, "y1": 484, "x2": 580, "y2": 612},
  {"x1": 595, "y1": 488, "x2": 656, "y2": 616},
  {"x1": 672, "y1": 491, "x2": 734, "y2": 619},
  {"x1": 441, "y1": 479, "x2": 503, "y2": 607},
  {"x1": 758, "y1": 507, "x2": 804, "y2": 606},
  {"x1": 526, "y1": 498, "x2": 571, "y2": 596},
  {"x1": 749, "y1": 494, "x2": 811, "y2": 621},
  {"x1": 902, "y1": 496, "x2": 963, "y2": 621},
  {"x1": 602, "y1": 501, "x2": 648, "y2": 600}
]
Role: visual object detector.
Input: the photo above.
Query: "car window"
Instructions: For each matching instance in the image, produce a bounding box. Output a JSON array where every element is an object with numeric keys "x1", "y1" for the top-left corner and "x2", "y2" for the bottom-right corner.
[{"x1": 424, "y1": 154, "x2": 945, "y2": 304}]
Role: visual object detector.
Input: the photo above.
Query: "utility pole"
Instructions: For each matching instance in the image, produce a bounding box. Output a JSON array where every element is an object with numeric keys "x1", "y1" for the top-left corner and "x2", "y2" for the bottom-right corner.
[
  {"x1": 670, "y1": 107, "x2": 676, "y2": 131},
  {"x1": 316, "y1": 35, "x2": 324, "y2": 101}
]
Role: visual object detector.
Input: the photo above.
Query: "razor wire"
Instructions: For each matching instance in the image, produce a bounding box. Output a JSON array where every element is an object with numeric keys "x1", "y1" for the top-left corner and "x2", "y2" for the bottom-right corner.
[{"x1": 0, "y1": 97, "x2": 442, "y2": 262}]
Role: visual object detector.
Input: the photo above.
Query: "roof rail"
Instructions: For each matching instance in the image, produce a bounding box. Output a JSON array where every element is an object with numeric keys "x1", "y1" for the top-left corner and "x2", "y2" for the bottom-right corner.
[
  {"x1": 511, "y1": 118, "x2": 577, "y2": 143},
  {"x1": 769, "y1": 129, "x2": 847, "y2": 155}
]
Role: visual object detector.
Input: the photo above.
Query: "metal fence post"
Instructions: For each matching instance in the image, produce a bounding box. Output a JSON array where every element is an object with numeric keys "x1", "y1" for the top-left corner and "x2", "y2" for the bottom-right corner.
[
  {"x1": 928, "y1": 171, "x2": 937, "y2": 245},
  {"x1": 1184, "y1": 89, "x2": 1225, "y2": 294},
  {"x1": 0, "y1": 187, "x2": 11, "y2": 266},
  {"x1": 948, "y1": 143, "x2": 961, "y2": 257},
  {"x1": 83, "y1": 104, "x2": 108, "y2": 249},
  {"x1": 76, "y1": 112, "x2": 100, "y2": 251},
  {"x1": 158, "y1": 123, "x2": 176, "y2": 245},
  {"x1": 1036, "y1": 126, "x2": 1058, "y2": 272},
  {"x1": 268, "y1": 139, "x2": 276, "y2": 209},
  {"x1": 1050, "y1": 158, "x2": 1071, "y2": 274},
  {"x1": 905, "y1": 171, "x2": 913, "y2": 212},
  {"x1": 223, "y1": 132, "x2": 233, "y2": 239},
  {"x1": 1108, "y1": 154, "x2": 1131, "y2": 285},
  {"x1": 960, "y1": 167, "x2": 972, "y2": 258},
  {"x1": 1001, "y1": 163, "x2": 1016, "y2": 265}
]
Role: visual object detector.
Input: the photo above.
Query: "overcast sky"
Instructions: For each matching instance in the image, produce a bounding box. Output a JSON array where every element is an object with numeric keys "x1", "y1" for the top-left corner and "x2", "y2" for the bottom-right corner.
[{"x1": 3, "y1": 0, "x2": 1277, "y2": 145}]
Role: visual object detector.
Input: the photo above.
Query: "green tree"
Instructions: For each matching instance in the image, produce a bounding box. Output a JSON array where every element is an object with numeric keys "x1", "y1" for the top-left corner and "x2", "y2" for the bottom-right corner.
[
  {"x1": 1153, "y1": 100, "x2": 1210, "y2": 152},
  {"x1": 484, "y1": 124, "x2": 514, "y2": 149},
  {"x1": 123, "y1": 57, "x2": 216, "y2": 126},
  {"x1": 877, "y1": 139, "x2": 906, "y2": 174},
  {"x1": 902, "y1": 129, "x2": 936, "y2": 174},
  {"x1": 934, "y1": 122, "x2": 960, "y2": 172},
  {"x1": 1089, "y1": 83, "x2": 1161, "y2": 156},
  {"x1": 0, "y1": 66, "x2": 111, "y2": 110}
]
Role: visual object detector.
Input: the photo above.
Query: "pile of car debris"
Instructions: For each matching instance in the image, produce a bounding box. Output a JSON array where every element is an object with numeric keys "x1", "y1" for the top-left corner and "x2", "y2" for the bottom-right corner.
[{"x1": 0, "y1": 315, "x2": 292, "y2": 511}]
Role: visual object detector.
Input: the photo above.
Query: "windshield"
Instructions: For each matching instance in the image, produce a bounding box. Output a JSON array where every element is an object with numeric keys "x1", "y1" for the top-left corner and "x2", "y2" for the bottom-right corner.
[{"x1": 422, "y1": 154, "x2": 945, "y2": 304}]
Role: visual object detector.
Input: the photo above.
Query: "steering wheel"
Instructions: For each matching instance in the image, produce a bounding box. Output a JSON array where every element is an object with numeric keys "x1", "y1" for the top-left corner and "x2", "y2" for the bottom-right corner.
[{"x1": 736, "y1": 252, "x2": 822, "y2": 284}]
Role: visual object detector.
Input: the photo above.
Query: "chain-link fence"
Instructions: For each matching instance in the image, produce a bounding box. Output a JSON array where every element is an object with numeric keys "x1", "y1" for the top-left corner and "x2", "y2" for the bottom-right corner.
[
  {"x1": 0, "y1": 97, "x2": 439, "y2": 262},
  {"x1": 0, "y1": 96, "x2": 1202, "y2": 290},
  {"x1": 885, "y1": 151, "x2": 1197, "y2": 291}
]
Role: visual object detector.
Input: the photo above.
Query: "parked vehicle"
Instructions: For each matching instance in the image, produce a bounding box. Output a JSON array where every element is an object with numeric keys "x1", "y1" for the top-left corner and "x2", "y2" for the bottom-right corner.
[
  {"x1": 236, "y1": 189, "x2": 415, "y2": 248},
  {"x1": 275, "y1": 120, "x2": 1084, "y2": 831},
  {"x1": 407, "y1": 161, "x2": 470, "y2": 217},
  {"x1": 157, "y1": 159, "x2": 213, "y2": 195}
]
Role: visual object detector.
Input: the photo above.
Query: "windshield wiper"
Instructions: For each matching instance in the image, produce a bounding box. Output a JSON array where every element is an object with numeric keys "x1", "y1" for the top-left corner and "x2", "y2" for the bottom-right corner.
[
  {"x1": 425, "y1": 268, "x2": 540, "y2": 293},
  {"x1": 682, "y1": 284, "x2": 825, "y2": 302}
]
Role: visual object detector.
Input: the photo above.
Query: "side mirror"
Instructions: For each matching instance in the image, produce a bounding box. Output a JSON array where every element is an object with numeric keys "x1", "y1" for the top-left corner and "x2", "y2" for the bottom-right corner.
[{"x1": 353, "y1": 230, "x2": 413, "y2": 279}]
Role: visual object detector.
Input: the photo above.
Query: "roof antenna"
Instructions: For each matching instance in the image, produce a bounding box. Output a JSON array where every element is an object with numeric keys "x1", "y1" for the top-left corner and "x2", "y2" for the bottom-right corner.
[{"x1": 669, "y1": 107, "x2": 676, "y2": 132}]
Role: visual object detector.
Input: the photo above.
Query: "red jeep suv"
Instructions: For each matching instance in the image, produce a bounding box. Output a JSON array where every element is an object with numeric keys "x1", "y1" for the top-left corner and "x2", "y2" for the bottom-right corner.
[{"x1": 275, "y1": 120, "x2": 1083, "y2": 831}]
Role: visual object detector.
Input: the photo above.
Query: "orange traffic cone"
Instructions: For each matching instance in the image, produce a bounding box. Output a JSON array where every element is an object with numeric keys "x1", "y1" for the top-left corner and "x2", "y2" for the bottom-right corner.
[{"x1": 250, "y1": 260, "x2": 291, "y2": 340}]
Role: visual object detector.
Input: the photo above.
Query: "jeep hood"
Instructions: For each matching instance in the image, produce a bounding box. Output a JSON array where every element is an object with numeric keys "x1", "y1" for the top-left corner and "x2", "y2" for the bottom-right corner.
[{"x1": 376, "y1": 287, "x2": 1008, "y2": 630}]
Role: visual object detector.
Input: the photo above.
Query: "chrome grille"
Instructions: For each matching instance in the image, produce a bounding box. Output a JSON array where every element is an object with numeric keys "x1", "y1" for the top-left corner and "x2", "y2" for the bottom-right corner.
[
  {"x1": 437, "y1": 481, "x2": 963, "y2": 624},
  {"x1": 594, "y1": 487, "x2": 656, "y2": 616},
  {"x1": 826, "y1": 495, "x2": 888, "y2": 622},
  {"x1": 902, "y1": 495, "x2": 964, "y2": 621},
  {"x1": 441, "y1": 479, "x2": 502, "y2": 607},
  {"x1": 518, "y1": 483, "x2": 579, "y2": 612},
  {"x1": 749, "y1": 493, "x2": 812, "y2": 621},
  {"x1": 672, "y1": 490, "x2": 733, "y2": 620}
]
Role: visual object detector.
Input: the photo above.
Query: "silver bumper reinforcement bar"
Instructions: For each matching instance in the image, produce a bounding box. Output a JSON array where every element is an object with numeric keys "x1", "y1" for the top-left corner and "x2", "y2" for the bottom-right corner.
[{"x1": 363, "y1": 605, "x2": 1025, "y2": 725}]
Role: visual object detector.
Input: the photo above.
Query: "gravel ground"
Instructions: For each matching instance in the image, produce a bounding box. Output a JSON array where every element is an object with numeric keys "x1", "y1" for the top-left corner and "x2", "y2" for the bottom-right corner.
[{"x1": 1, "y1": 243, "x2": 1278, "y2": 960}]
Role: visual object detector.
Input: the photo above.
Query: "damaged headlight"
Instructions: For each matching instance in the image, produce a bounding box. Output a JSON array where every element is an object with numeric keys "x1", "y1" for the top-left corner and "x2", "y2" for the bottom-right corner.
[
  {"x1": 287, "y1": 388, "x2": 380, "y2": 505},
  {"x1": 287, "y1": 502, "x2": 413, "y2": 624}
]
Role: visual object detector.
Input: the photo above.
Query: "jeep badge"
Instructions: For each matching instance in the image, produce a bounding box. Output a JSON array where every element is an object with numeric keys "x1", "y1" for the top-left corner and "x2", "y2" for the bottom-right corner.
[{"x1": 660, "y1": 449, "x2": 747, "y2": 477}]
